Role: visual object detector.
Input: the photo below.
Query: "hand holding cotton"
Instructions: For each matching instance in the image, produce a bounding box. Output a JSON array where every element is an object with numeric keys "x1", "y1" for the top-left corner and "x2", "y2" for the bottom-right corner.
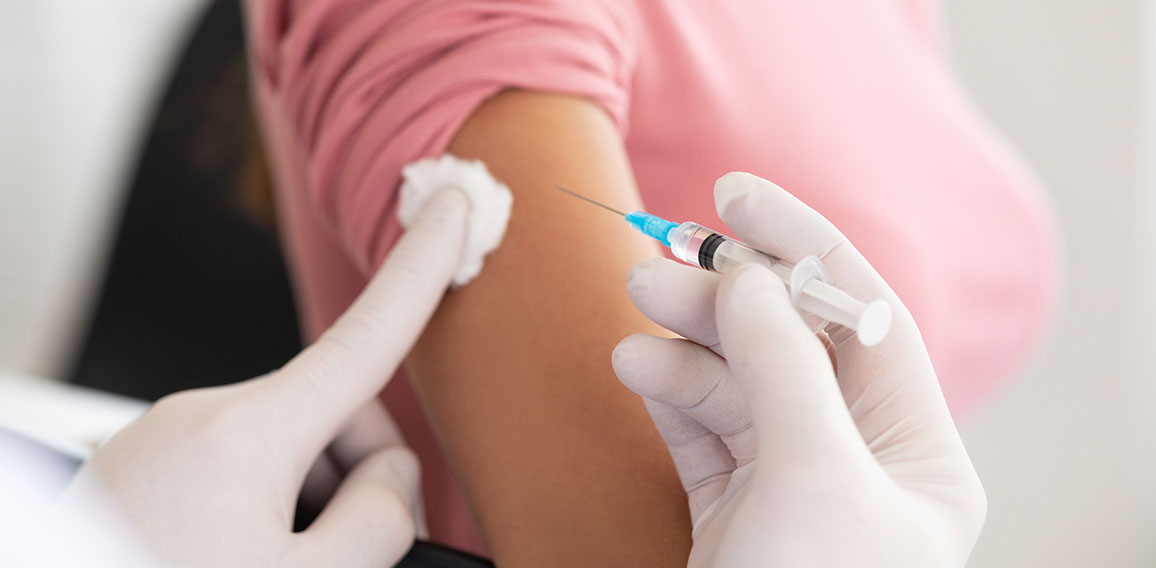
[
  {"x1": 22, "y1": 190, "x2": 470, "y2": 568},
  {"x1": 399, "y1": 155, "x2": 513, "y2": 287}
]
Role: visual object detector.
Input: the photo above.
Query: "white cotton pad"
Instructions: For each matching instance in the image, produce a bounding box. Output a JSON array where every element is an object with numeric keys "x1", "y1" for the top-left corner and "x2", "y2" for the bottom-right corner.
[{"x1": 398, "y1": 154, "x2": 514, "y2": 287}]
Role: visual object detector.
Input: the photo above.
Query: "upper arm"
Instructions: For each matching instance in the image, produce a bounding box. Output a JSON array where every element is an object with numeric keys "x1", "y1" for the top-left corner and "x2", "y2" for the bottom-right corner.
[
  {"x1": 405, "y1": 89, "x2": 691, "y2": 566},
  {"x1": 246, "y1": 2, "x2": 691, "y2": 563}
]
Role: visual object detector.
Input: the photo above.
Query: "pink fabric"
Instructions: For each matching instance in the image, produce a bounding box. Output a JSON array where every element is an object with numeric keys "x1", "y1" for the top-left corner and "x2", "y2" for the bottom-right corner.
[{"x1": 245, "y1": 0, "x2": 1057, "y2": 555}]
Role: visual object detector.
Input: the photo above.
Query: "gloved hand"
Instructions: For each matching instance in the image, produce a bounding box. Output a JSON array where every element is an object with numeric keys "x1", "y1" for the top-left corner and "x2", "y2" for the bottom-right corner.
[
  {"x1": 31, "y1": 188, "x2": 470, "y2": 568},
  {"x1": 612, "y1": 173, "x2": 986, "y2": 567}
]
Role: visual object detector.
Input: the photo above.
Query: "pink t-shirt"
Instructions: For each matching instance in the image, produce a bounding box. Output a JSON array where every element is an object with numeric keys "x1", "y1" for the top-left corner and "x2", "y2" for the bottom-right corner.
[{"x1": 246, "y1": 0, "x2": 1057, "y2": 554}]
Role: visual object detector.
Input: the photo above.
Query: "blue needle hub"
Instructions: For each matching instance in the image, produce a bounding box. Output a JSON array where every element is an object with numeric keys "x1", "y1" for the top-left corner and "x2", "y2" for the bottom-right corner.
[{"x1": 625, "y1": 211, "x2": 679, "y2": 247}]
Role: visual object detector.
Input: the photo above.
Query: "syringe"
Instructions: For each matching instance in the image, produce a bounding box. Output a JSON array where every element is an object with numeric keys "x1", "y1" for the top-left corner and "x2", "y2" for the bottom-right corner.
[{"x1": 554, "y1": 185, "x2": 892, "y2": 346}]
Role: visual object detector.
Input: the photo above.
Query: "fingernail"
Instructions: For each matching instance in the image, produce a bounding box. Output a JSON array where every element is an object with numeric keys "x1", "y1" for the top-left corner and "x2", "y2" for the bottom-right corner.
[
  {"x1": 626, "y1": 259, "x2": 658, "y2": 295},
  {"x1": 611, "y1": 338, "x2": 636, "y2": 369},
  {"x1": 427, "y1": 186, "x2": 470, "y2": 214},
  {"x1": 714, "y1": 172, "x2": 751, "y2": 218}
]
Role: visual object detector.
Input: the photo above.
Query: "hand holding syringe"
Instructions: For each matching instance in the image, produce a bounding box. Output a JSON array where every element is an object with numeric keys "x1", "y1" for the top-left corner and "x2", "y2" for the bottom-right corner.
[{"x1": 554, "y1": 185, "x2": 892, "y2": 346}]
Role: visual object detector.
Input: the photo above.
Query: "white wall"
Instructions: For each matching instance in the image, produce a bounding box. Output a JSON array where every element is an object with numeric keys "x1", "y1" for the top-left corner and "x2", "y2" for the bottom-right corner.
[
  {"x1": 0, "y1": 0, "x2": 211, "y2": 380},
  {"x1": 945, "y1": 1, "x2": 1156, "y2": 566}
]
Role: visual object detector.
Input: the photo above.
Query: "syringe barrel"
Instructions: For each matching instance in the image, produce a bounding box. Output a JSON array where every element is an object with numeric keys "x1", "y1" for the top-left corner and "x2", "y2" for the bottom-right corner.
[
  {"x1": 667, "y1": 222, "x2": 889, "y2": 343},
  {"x1": 668, "y1": 222, "x2": 788, "y2": 276}
]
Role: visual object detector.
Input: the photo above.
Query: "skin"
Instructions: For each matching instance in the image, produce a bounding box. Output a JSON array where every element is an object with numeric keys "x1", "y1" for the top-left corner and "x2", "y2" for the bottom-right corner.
[{"x1": 404, "y1": 90, "x2": 693, "y2": 566}]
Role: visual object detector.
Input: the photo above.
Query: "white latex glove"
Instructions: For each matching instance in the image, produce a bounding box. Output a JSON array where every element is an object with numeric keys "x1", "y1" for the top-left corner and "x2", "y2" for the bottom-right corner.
[
  {"x1": 26, "y1": 188, "x2": 470, "y2": 568},
  {"x1": 612, "y1": 173, "x2": 986, "y2": 567}
]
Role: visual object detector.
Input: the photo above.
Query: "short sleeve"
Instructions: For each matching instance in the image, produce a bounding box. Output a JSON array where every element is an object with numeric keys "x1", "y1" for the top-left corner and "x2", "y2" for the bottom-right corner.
[{"x1": 245, "y1": 0, "x2": 639, "y2": 271}]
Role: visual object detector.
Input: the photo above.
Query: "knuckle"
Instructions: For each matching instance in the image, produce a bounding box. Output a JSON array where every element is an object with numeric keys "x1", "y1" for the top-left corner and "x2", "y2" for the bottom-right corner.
[
  {"x1": 196, "y1": 400, "x2": 251, "y2": 436},
  {"x1": 146, "y1": 386, "x2": 253, "y2": 448},
  {"x1": 151, "y1": 387, "x2": 220, "y2": 419},
  {"x1": 149, "y1": 391, "x2": 191, "y2": 415},
  {"x1": 190, "y1": 387, "x2": 254, "y2": 433}
]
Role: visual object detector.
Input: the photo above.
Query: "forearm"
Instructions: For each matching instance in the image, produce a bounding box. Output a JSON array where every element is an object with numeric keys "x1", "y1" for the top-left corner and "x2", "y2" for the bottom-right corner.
[{"x1": 405, "y1": 91, "x2": 692, "y2": 566}]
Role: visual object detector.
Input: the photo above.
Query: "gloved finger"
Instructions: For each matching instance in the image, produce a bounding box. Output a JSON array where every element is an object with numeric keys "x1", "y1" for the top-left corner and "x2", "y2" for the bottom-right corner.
[
  {"x1": 300, "y1": 452, "x2": 343, "y2": 512},
  {"x1": 300, "y1": 406, "x2": 429, "y2": 540},
  {"x1": 628, "y1": 257, "x2": 841, "y2": 370},
  {"x1": 715, "y1": 173, "x2": 964, "y2": 466},
  {"x1": 264, "y1": 188, "x2": 468, "y2": 466},
  {"x1": 713, "y1": 172, "x2": 892, "y2": 303},
  {"x1": 299, "y1": 403, "x2": 404, "y2": 519},
  {"x1": 290, "y1": 447, "x2": 421, "y2": 568},
  {"x1": 642, "y1": 399, "x2": 733, "y2": 521},
  {"x1": 326, "y1": 401, "x2": 428, "y2": 539},
  {"x1": 613, "y1": 334, "x2": 754, "y2": 465},
  {"x1": 626, "y1": 258, "x2": 721, "y2": 350},
  {"x1": 715, "y1": 265, "x2": 868, "y2": 468},
  {"x1": 327, "y1": 401, "x2": 405, "y2": 472}
]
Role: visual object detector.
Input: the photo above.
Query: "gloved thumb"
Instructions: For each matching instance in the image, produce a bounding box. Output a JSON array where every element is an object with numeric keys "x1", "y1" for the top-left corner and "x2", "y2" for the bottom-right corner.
[
  {"x1": 289, "y1": 447, "x2": 422, "y2": 568},
  {"x1": 715, "y1": 264, "x2": 868, "y2": 468}
]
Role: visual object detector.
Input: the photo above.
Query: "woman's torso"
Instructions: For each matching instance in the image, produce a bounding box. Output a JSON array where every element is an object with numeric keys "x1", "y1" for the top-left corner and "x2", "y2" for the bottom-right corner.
[
  {"x1": 627, "y1": 1, "x2": 1056, "y2": 413},
  {"x1": 253, "y1": 0, "x2": 1057, "y2": 553}
]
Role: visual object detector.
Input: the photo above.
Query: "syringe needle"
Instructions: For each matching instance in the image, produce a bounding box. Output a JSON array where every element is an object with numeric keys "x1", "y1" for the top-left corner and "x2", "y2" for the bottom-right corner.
[{"x1": 553, "y1": 185, "x2": 627, "y2": 217}]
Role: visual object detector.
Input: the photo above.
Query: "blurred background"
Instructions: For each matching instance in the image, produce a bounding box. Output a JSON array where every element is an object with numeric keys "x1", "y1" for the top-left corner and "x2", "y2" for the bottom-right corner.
[
  {"x1": 1, "y1": 1, "x2": 1153, "y2": 565},
  {"x1": 947, "y1": 1, "x2": 1156, "y2": 565}
]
